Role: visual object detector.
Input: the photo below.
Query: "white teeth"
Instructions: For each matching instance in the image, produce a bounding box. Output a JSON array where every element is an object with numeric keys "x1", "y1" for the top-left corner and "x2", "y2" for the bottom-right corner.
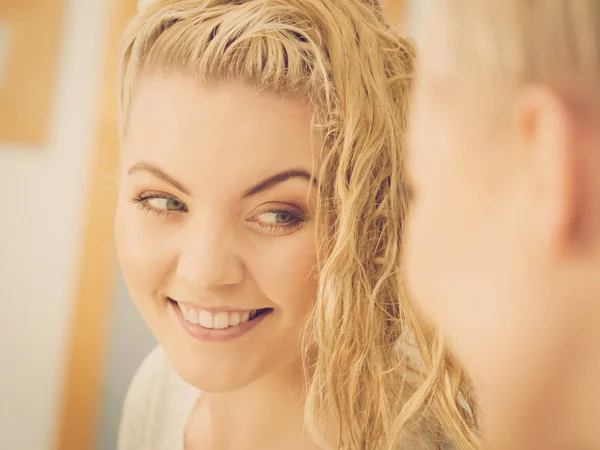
[
  {"x1": 179, "y1": 303, "x2": 265, "y2": 329},
  {"x1": 187, "y1": 308, "x2": 199, "y2": 325},
  {"x1": 230, "y1": 311, "x2": 241, "y2": 326},
  {"x1": 241, "y1": 311, "x2": 250, "y2": 323},
  {"x1": 198, "y1": 310, "x2": 214, "y2": 329},
  {"x1": 213, "y1": 311, "x2": 229, "y2": 329}
]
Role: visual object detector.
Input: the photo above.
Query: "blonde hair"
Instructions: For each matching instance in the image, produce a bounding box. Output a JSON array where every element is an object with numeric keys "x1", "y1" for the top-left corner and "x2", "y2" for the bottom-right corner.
[
  {"x1": 118, "y1": 1, "x2": 479, "y2": 448},
  {"x1": 429, "y1": 0, "x2": 600, "y2": 113}
]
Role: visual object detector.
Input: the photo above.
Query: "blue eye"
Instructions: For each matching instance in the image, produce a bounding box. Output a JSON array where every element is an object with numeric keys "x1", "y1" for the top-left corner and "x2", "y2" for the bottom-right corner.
[
  {"x1": 131, "y1": 192, "x2": 188, "y2": 218},
  {"x1": 147, "y1": 197, "x2": 186, "y2": 211},
  {"x1": 248, "y1": 206, "x2": 307, "y2": 236},
  {"x1": 257, "y1": 211, "x2": 297, "y2": 224}
]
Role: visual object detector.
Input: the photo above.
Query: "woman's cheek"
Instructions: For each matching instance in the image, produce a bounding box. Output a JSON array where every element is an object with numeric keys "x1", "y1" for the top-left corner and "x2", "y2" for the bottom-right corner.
[
  {"x1": 246, "y1": 232, "x2": 318, "y2": 314},
  {"x1": 115, "y1": 205, "x2": 175, "y2": 301}
]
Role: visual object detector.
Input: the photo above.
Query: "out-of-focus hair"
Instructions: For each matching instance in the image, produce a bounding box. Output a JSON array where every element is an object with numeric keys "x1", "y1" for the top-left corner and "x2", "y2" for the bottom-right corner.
[{"x1": 429, "y1": 0, "x2": 600, "y2": 114}]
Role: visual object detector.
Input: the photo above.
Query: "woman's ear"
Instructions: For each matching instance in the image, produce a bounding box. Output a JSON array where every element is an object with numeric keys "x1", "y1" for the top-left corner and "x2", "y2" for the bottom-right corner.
[{"x1": 512, "y1": 85, "x2": 586, "y2": 258}]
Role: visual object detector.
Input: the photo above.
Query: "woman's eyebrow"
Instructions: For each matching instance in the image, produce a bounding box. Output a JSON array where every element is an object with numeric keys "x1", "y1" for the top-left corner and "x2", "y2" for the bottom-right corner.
[
  {"x1": 128, "y1": 161, "x2": 191, "y2": 196},
  {"x1": 242, "y1": 169, "x2": 316, "y2": 198}
]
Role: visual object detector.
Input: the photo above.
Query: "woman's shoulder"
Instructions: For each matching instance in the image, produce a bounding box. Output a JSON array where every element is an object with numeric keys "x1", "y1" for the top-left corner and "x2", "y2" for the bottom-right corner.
[
  {"x1": 126, "y1": 345, "x2": 172, "y2": 397},
  {"x1": 117, "y1": 346, "x2": 171, "y2": 449},
  {"x1": 118, "y1": 345, "x2": 198, "y2": 450}
]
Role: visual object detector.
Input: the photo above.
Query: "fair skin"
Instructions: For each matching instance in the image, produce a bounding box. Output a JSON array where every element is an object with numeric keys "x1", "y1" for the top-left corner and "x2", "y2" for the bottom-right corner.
[
  {"x1": 405, "y1": 10, "x2": 600, "y2": 450},
  {"x1": 115, "y1": 76, "x2": 324, "y2": 449}
]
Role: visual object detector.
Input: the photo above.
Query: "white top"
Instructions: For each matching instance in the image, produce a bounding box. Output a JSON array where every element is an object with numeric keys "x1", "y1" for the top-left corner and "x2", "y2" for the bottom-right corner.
[
  {"x1": 118, "y1": 346, "x2": 198, "y2": 450},
  {"x1": 118, "y1": 345, "x2": 454, "y2": 450}
]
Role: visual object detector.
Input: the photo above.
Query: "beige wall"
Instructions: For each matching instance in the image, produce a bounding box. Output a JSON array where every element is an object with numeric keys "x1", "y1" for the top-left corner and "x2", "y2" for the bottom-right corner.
[{"x1": 0, "y1": 1, "x2": 108, "y2": 448}]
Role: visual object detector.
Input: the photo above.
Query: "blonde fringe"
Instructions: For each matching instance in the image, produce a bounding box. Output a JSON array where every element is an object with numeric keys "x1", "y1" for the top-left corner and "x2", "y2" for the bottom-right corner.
[{"x1": 118, "y1": 1, "x2": 480, "y2": 448}]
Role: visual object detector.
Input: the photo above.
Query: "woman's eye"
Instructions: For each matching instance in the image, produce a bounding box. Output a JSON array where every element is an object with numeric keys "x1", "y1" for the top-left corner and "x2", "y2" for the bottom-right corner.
[
  {"x1": 147, "y1": 197, "x2": 186, "y2": 211},
  {"x1": 130, "y1": 192, "x2": 188, "y2": 218},
  {"x1": 256, "y1": 211, "x2": 297, "y2": 224},
  {"x1": 247, "y1": 206, "x2": 307, "y2": 235}
]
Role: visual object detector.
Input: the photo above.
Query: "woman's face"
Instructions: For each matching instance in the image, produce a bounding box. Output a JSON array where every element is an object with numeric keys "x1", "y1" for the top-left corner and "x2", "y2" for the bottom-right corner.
[
  {"x1": 404, "y1": 17, "x2": 539, "y2": 389},
  {"x1": 405, "y1": 14, "x2": 559, "y2": 397},
  {"x1": 115, "y1": 76, "x2": 319, "y2": 392}
]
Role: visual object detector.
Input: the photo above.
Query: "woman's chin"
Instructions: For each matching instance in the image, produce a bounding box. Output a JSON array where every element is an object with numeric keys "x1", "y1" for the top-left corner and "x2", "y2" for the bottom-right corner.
[
  {"x1": 171, "y1": 357, "x2": 261, "y2": 393},
  {"x1": 184, "y1": 374, "x2": 252, "y2": 393}
]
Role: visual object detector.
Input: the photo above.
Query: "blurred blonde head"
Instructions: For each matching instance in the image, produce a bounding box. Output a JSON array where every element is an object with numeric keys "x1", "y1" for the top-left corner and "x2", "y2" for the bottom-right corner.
[
  {"x1": 118, "y1": 0, "x2": 478, "y2": 448},
  {"x1": 424, "y1": 0, "x2": 600, "y2": 115},
  {"x1": 408, "y1": 1, "x2": 600, "y2": 447}
]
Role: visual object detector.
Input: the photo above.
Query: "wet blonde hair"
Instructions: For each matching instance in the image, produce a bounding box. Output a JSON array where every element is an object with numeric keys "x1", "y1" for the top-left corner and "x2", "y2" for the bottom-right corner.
[
  {"x1": 118, "y1": 1, "x2": 478, "y2": 448},
  {"x1": 429, "y1": 0, "x2": 600, "y2": 113}
]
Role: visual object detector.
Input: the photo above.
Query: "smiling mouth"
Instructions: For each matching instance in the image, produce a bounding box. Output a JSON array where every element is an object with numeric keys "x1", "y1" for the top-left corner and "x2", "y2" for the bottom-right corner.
[{"x1": 168, "y1": 298, "x2": 273, "y2": 330}]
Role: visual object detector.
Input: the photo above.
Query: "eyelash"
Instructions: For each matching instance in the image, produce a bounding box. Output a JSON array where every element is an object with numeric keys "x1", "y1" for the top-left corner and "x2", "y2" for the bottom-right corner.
[
  {"x1": 249, "y1": 207, "x2": 307, "y2": 235},
  {"x1": 130, "y1": 193, "x2": 307, "y2": 234},
  {"x1": 130, "y1": 193, "x2": 187, "y2": 219}
]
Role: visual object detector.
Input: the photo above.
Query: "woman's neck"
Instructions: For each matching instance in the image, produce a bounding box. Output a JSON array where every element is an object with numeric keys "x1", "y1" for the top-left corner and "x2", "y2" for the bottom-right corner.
[{"x1": 186, "y1": 358, "x2": 322, "y2": 450}]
